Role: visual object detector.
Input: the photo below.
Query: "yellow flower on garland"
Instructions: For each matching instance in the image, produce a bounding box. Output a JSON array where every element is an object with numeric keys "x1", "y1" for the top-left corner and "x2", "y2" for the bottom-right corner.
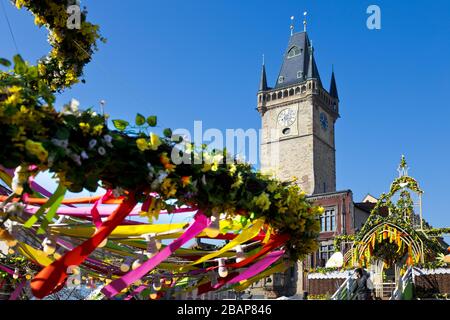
[
  {"x1": 8, "y1": 86, "x2": 22, "y2": 94},
  {"x1": 253, "y1": 192, "x2": 271, "y2": 212},
  {"x1": 38, "y1": 63, "x2": 46, "y2": 76},
  {"x1": 160, "y1": 152, "x2": 176, "y2": 172},
  {"x1": 15, "y1": 0, "x2": 25, "y2": 9},
  {"x1": 231, "y1": 172, "x2": 243, "y2": 189},
  {"x1": 211, "y1": 162, "x2": 219, "y2": 172},
  {"x1": 161, "y1": 178, "x2": 177, "y2": 198},
  {"x1": 34, "y1": 15, "x2": 46, "y2": 26},
  {"x1": 93, "y1": 124, "x2": 104, "y2": 136},
  {"x1": 5, "y1": 86, "x2": 23, "y2": 106},
  {"x1": 228, "y1": 163, "x2": 237, "y2": 176},
  {"x1": 136, "y1": 138, "x2": 149, "y2": 151},
  {"x1": 79, "y1": 122, "x2": 90, "y2": 135},
  {"x1": 149, "y1": 133, "x2": 162, "y2": 150},
  {"x1": 201, "y1": 162, "x2": 212, "y2": 172},
  {"x1": 25, "y1": 139, "x2": 48, "y2": 163},
  {"x1": 64, "y1": 69, "x2": 78, "y2": 86}
]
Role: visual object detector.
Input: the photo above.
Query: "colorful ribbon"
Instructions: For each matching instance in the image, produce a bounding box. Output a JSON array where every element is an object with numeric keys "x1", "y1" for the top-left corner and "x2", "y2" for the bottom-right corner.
[
  {"x1": 91, "y1": 189, "x2": 113, "y2": 229},
  {"x1": 101, "y1": 211, "x2": 211, "y2": 298},
  {"x1": 30, "y1": 192, "x2": 137, "y2": 299},
  {"x1": 9, "y1": 280, "x2": 27, "y2": 300},
  {"x1": 183, "y1": 219, "x2": 265, "y2": 268},
  {"x1": 226, "y1": 250, "x2": 285, "y2": 285}
]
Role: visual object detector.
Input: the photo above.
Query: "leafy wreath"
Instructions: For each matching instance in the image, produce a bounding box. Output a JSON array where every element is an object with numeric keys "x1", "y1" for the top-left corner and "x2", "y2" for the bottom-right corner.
[{"x1": 13, "y1": 0, "x2": 105, "y2": 90}]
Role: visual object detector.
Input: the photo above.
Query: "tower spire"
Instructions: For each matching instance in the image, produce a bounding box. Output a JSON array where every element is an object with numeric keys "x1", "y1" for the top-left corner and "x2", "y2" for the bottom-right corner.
[
  {"x1": 329, "y1": 66, "x2": 339, "y2": 100},
  {"x1": 259, "y1": 55, "x2": 268, "y2": 91}
]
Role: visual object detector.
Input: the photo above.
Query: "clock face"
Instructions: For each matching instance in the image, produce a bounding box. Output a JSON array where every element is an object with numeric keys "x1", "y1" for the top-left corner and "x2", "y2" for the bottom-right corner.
[
  {"x1": 277, "y1": 109, "x2": 296, "y2": 127},
  {"x1": 320, "y1": 112, "x2": 329, "y2": 130}
]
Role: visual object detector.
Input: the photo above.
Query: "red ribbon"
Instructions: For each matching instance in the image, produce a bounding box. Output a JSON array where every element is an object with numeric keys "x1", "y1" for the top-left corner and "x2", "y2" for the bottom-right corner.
[
  {"x1": 30, "y1": 192, "x2": 137, "y2": 299},
  {"x1": 91, "y1": 189, "x2": 113, "y2": 229}
]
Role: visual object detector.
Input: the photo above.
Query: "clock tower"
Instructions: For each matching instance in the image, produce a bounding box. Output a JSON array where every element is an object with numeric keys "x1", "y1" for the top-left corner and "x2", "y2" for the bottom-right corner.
[{"x1": 258, "y1": 30, "x2": 339, "y2": 195}]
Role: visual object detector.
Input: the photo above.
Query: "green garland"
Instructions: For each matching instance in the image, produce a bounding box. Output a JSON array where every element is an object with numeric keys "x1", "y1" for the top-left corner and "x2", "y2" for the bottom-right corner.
[
  {"x1": 13, "y1": 0, "x2": 105, "y2": 90},
  {"x1": 0, "y1": 1, "x2": 322, "y2": 261}
]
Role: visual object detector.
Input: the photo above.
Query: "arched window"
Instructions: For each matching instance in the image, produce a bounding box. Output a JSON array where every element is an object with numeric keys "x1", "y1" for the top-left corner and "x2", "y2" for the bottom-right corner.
[{"x1": 287, "y1": 46, "x2": 301, "y2": 59}]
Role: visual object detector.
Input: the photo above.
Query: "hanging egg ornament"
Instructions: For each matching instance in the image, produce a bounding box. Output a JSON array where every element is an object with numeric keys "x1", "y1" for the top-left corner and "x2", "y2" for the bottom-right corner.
[
  {"x1": 217, "y1": 258, "x2": 228, "y2": 278},
  {"x1": 205, "y1": 211, "x2": 220, "y2": 238},
  {"x1": 97, "y1": 237, "x2": 108, "y2": 248},
  {"x1": 235, "y1": 245, "x2": 246, "y2": 263},
  {"x1": 132, "y1": 256, "x2": 145, "y2": 270},
  {"x1": 120, "y1": 257, "x2": 132, "y2": 273},
  {"x1": 42, "y1": 236, "x2": 57, "y2": 255}
]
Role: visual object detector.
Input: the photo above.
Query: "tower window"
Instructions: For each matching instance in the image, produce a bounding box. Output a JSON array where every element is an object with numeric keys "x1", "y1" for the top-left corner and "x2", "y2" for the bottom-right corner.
[
  {"x1": 297, "y1": 71, "x2": 303, "y2": 79},
  {"x1": 278, "y1": 76, "x2": 284, "y2": 84},
  {"x1": 287, "y1": 46, "x2": 301, "y2": 59}
]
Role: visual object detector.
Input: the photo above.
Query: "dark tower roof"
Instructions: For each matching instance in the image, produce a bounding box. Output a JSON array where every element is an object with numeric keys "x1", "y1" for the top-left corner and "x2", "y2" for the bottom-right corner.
[
  {"x1": 329, "y1": 68, "x2": 339, "y2": 100},
  {"x1": 275, "y1": 32, "x2": 322, "y2": 89},
  {"x1": 259, "y1": 63, "x2": 268, "y2": 91}
]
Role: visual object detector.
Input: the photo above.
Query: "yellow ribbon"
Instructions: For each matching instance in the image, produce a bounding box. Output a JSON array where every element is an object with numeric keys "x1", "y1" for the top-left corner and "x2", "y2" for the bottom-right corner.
[
  {"x1": 183, "y1": 218, "x2": 265, "y2": 267},
  {"x1": 17, "y1": 242, "x2": 54, "y2": 266},
  {"x1": 50, "y1": 223, "x2": 189, "y2": 238},
  {"x1": 50, "y1": 219, "x2": 242, "y2": 239}
]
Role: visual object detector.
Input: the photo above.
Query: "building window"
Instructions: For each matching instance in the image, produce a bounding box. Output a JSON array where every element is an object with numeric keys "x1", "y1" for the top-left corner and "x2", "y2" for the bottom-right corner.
[
  {"x1": 320, "y1": 208, "x2": 336, "y2": 232},
  {"x1": 297, "y1": 71, "x2": 303, "y2": 79},
  {"x1": 278, "y1": 76, "x2": 284, "y2": 84},
  {"x1": 287, "y1": 46, "x2": 301, "y2": 59},
  {"x1": 319, "y1": 244, "x2": 335, "y2": 266}
]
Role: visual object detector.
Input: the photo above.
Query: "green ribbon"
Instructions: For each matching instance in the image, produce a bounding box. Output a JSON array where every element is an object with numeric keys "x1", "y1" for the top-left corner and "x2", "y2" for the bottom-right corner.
[{"x1": 24, "y1": 184, "x2": 67, "y2": 234}]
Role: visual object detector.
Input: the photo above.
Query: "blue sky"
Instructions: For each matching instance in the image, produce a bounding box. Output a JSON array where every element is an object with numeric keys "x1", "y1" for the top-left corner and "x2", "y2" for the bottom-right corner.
[{"x1": 1, "y1": 1, "x2": 449, "y2": 239}]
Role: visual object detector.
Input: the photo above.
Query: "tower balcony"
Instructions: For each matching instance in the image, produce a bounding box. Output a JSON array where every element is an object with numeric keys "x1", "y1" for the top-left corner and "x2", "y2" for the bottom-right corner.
[{"x1": 257, "y1": 79, "x2": 339, "y2": 117}]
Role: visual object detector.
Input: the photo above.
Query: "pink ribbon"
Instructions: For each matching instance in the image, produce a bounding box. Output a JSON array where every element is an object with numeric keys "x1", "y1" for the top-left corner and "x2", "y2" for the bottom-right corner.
[
  {"x1": 225, "y1": 250, "x2": 285, "y2": 286},
  {"x1": 9, "y1": 280, "x2": 27, "y2": 300},
  {"x1": 24, "y1": 205, "x2": 195, "y2": 217},
  {"x1": 0, "y1": 265, "x2": 14, "y2": 275},
  {"x1": 101, "y1": 211, "x2": 211, "y2": 298}
]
